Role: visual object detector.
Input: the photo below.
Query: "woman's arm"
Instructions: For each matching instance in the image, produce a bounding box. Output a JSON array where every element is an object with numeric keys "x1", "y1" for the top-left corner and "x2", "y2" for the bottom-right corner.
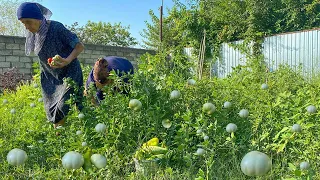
[
  {"x1": 50, "y1": 42, "x2": 84, "y2": 68},
  {"x1": 65, "y1": 42, "x2": 84, "y2": 63}
]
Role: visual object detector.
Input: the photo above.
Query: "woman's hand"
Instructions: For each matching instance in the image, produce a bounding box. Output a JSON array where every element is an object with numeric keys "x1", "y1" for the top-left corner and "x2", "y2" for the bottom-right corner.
[
  {"x1": 49, "y1": 42, "x2": 84, "y2": 69},
  {"x1": 95, "y1": 81, "x2": 105, "y2": 90},
  {"x1": 49, "y1": 55, "x2": 72, "y2": 68}
]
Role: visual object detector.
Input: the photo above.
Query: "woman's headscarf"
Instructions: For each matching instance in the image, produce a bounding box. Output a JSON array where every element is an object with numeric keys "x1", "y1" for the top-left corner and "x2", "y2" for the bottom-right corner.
[{"x1": 17, "y1": 2, "x2": 52, "y2": 56}]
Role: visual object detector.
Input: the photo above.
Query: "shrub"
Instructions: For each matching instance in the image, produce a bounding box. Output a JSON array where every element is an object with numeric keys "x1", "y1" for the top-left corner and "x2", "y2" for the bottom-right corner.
[{"x1": 0, "y1": 67, "x2": 24, "y2": 91}]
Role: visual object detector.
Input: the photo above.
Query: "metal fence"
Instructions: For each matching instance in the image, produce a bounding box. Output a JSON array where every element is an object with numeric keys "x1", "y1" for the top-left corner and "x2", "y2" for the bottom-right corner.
[{"x1": 185, "y1": 28, "x2": 320, "y2": 78}]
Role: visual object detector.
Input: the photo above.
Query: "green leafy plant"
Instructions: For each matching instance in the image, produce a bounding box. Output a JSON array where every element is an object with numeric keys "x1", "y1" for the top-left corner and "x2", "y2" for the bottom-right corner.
[{"x1": 0, "y1": 52, "x2": 319, "y2": 179}]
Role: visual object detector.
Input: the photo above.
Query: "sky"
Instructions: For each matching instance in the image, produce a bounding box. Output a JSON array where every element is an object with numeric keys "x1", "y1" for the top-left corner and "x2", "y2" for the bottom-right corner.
[{"x1": 40, "y1": 0, "x2": 179, "y2": 48}]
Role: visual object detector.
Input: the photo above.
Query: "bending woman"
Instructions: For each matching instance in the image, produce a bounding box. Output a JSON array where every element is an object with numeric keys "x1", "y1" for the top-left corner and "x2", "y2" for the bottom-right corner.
[{"x1": 85, "y1": 56, "x2": 134, "y2": 105}]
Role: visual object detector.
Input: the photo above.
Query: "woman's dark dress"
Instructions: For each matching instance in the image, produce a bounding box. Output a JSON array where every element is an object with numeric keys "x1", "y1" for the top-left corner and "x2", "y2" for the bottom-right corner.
[{"x1": 38, "y1": 20, "x2": 83, "y2": 124}]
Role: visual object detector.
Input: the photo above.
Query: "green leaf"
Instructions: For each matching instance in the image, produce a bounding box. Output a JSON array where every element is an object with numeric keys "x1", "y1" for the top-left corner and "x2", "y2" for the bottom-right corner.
[
  {"x1": 294, "y1": 170, "x2": 302, "y2": 177},
  {"x1": 288, "y1": 163, "x2": 296, "y2": 171},
  {"x1": 274, "y1": 127, "x2": 289, "y2": 141},
  {"x1": 165, "y1": 167, "x2": 173, "y2": 175},
  {"x1": 277, "y1": 140, "x2": 288, "y2": 153},
  {"x1": 260, "y1": 131, "x2": 270, "y2": 142},
  {"x1": 197, "y1": 168, "x2": 205, "y2": 177},
  {"x1": 195, "y1": 177, "x2": 205, "y2": 180},
  {"x1": 231, "y1": 132, "x2": 235, "y2": 138}
]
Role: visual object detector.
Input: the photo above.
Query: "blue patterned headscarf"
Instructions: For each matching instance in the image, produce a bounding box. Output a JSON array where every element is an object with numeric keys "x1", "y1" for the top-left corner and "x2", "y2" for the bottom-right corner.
[{"x1": 17, "y1": 2, "x2": 52, "y2": 56}]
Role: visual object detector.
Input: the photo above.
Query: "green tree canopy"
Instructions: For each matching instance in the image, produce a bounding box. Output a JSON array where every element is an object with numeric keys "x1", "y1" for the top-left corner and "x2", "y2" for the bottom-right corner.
[
  {"x1": 0, "y1": 0, "x2": 41, "y2": 36},
  {"x1": 66, "y1": 21, "x2": 137, "y2": 47},
  {"x1": 141, "y1": 0, "x2": 320, "y2": 57}
]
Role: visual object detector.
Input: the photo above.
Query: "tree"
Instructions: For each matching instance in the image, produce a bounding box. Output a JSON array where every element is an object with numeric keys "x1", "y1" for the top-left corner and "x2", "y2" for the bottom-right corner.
[
  {"x1": 142, "y1": 0, "x2": 320, "y2": 58},
  {"x1": 140, "y1": 0, "x2": 320, "y2": 78},
  {"x1": 66, "y1": 21, "x2": 137, "y2": 47},
  {"x1": 140, "y1": 7, "x2": 192, "y2": 52},
  {"x1": 0, "y1": 0, "x2": 42, "y2": 36},
  {"x1": 275, "y1": 0, "x2": 320, "y2": 32},
  {"x1": 140, "y1": 6, "x2": 200, "y2": 78},
  {"x1": 140, "y1": 10, "x2": 161, "y2": 50}
]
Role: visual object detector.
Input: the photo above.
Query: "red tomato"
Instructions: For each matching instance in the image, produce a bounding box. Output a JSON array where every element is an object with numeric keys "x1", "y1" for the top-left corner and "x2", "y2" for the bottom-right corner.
[{"x1": 48, "y1": 57, "x2": 53, "y2": 64}]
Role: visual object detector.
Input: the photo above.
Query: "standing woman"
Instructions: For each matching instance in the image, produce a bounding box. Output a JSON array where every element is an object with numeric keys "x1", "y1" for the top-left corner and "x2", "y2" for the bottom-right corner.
[{"x1": 17, "y1": 2, "x2": 84, "y2": 129}]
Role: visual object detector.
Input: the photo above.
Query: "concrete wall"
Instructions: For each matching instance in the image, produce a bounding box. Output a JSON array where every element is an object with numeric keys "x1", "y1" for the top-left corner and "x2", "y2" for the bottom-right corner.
[{"x1": 0, "y1": 35, "x2": 155, "y2": 80}]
